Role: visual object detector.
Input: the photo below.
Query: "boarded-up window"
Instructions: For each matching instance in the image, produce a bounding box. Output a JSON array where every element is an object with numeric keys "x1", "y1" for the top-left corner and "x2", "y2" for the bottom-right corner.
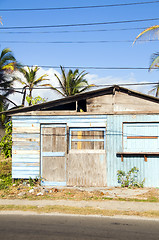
[
  {"x1": 42, "y1": 127, "x2": 66, "y2": 153},
  {"x1": 70, "y1": 128, "x2": 105, "y2": 150},
  {"x1": 123, "y1": 123, "x2": 159, "y2": 152}
]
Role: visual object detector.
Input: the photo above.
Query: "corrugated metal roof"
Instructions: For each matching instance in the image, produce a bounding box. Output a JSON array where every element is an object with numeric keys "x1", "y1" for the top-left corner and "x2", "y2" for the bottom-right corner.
[{"x1": 2, "y1": 85, "x2": 159, "y2": 115}]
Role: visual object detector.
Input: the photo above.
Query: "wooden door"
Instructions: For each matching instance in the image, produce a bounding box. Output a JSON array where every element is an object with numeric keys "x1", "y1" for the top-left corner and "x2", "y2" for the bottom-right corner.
[
  {"x1": 68, "y1": 127, "x2": 107, "y2": 187},
  {"x1": 41, "y1": 124, "x2": 67, "y2": 186}
]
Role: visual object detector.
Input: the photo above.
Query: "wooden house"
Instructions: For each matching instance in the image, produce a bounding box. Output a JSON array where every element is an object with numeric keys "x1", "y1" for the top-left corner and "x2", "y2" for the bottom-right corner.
[{"x1": 4, "y1": 85, "x2": 159, "y2": 187}]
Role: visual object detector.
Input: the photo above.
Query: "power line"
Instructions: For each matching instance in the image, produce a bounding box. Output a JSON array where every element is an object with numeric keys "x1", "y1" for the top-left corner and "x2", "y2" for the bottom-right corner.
[
  {"x1": 0, "y1": 27, "x2": 150, "y2": 34},
  {"x1": 1, "y1": 17, "x2": 159, "y2": 30},
  {"x1": 0, "y1": 39, "x2": 158, "y2": 44},
  {"x1": 1, "y1": 82, "x2": 159, "y2": 91},
  {"x1": 26, "y1": 65, "x2": 150, "y2": 70},
  {"x1": 0, "y1": 1, "x2": 159, "y2": 11}
]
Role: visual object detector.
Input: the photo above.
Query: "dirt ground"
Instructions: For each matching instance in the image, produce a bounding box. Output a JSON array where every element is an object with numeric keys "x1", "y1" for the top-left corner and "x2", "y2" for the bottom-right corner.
[
  {"x1": 1, "y1": 184, "x2": 159, "y2": 202},
  {"x1": 0, "y1": 157, "x2": 159, "y2": 202}
]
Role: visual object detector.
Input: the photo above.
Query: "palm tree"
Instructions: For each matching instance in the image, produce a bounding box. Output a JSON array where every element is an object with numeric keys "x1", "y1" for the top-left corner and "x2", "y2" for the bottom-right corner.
[
  {"x1": 0, "y1": 48, "x2": 18, "y2": 105},
  {"x1": 0, "y1": 100, "x2": 9, "y2": 126},
  {"x1": 133, "y1": 25, "x2": 159, "y2": 70},
  {"x1": 133, "y1": 25, "x2": 159, "y2": 96},
  {"x1": 52, "y1": 66, "x2": 94, "y2": 97},
  {"x1": 16, "y1": 66, "x2": 48, "y2": 106}
]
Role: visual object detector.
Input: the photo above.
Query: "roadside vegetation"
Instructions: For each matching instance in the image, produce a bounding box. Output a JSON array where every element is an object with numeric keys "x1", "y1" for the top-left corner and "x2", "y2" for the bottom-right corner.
[
  {"x1": 0, "y1": 157, "x2": 159, "y2": 202},
  {"x1": 0, "y1": 157, "x2": 12, "y2": 190},
  {"x1": 117, "y1": 167, "x2": 145, "y2": 188},
  {"x1": 0, "y1": 204, "x2": 159, "y2": 218}
]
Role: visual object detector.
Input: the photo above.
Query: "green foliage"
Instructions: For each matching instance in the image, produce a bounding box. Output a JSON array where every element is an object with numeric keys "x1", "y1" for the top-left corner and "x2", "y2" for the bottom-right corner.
[
  {"x1": 117, "y1": 167, "x2": 145, "y2": 188},
  {"x1": 0, "y1": 159, "x2": 12, "y2": 190},
  {"x1": 12, "y1": 177, "x2": 40, "y2": 188},
  {"x1": 28, "y1": 177, "x2": 39, "y2": 187},
  {"x1": 16, "y1": 66, "x2": 48, "y2": 106},
  {"x1": 53, "y1": 66, "x2": 94, "y2": 97},
  {"x1": 0, "y1": 120, "x2": 12, "y2": 158},
  {"x1": 26, "y1": 95, "x2": 47, "y2": 105},
  {"x1": 0, "y1": 48, "x2": 18, "y2": 101},
  {"x1": 0, "y1": 100, "x2": 9, "y2": 126}
]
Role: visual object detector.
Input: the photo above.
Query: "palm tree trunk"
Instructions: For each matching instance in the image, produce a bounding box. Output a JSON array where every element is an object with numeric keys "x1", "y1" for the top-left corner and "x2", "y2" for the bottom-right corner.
[
  {"x1": 29, "y1": 88, "x2": 32, "y2": 106},
  {"x1": 22, "y1": 88, "x2": 26, "y2": 106}
]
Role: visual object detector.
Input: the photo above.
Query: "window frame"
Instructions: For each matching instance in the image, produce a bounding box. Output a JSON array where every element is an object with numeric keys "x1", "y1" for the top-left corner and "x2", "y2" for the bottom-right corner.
[
  {"x1": 69, "y1": 127, "x2": 106, "y2": 151},
  {"x1": 122, "y1": 122, "x2": 159, "y2": 153}
]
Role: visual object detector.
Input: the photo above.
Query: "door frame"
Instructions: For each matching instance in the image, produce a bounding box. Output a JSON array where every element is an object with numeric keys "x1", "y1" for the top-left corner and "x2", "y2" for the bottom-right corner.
[
  {"x1": 40, "y1": 123, "x2": 67, "y2": 186},
  {"x1": 68, "y1": 126, "x2": 107, "y2": 186}
]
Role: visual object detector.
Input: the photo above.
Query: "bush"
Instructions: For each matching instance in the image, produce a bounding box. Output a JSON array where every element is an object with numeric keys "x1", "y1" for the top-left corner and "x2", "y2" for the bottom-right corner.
[
  {"x1": 0, "y1": 159, "x2": 12, "y2": 190},
  {"x1": 0, "y1": 121, "x2": 12, "y2": 158},
  {"x1": 26, "y1": 95, "x2": 47, "y2": 105},
  {"x1": 117, "y1": 167, "x2": 145, "y2": 188}
]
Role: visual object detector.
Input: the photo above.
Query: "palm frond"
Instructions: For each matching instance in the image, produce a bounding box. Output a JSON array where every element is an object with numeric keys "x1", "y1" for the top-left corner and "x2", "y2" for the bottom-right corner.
[
  {"x1": 53, "y1": 66, "x2": 93, "y2": 96},
  {"x1": 54, "y1": 73, "x2": 66, "y2": 94},
  {"x1": 33, "y1": 74, "x2": 48, "y2": 85},
  {"x1": 148, "y1": 84, "x2": 159, "y2": 97},
  {"x1": 149, "y1": 53, "x2": 159, "y2": 70},
  {"x1": 0, "y1": 95, "x2": 17, "y2": 107},
  {"x1": 16, "y1": 78, "x2": 28, "y2": 86},
  {"x1": 60, "y1": 66, "x2": 67, "y2": 89},
  {"x1": 1, "y1": 62, "x2": 16, "y2": 72},
  {"x1": 45, "y1": 84, "x2": 65, "y2": 97},
  {"x1": 133, "y1": 25, "x2": 159, "y2": 45},
  {"x1": 0, "y1": 48, "x2": 13, "y2": 60}
]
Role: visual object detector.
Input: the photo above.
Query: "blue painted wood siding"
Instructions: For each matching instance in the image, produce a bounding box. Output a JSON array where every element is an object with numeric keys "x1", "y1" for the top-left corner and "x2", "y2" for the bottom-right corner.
[
  {"x1": 12, "y1": 122, "x2": 40, "y2": 178},
  {"x1": 107, "y1": 115, "x2": 159, "y2": 187},
  {"x1": 123, "y1": 123, "x2": 159, "y2": 152},
  {"x1": 12, "y1": 115, "x2": 107, "y2": 179},
  {"x1": 12, "y1": 114, "x2": 159, "y2": 187}
]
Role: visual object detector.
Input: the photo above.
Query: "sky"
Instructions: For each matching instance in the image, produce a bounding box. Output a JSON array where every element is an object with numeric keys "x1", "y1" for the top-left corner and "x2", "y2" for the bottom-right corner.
[{"x1": 0, "y1": 0, "x2": 159, "y2": 106}]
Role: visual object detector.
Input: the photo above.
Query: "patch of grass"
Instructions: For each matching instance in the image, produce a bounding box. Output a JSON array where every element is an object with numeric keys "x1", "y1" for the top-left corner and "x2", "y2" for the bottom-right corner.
[
  {"x1": 0, "y1": 204, "x2": 159, "y2": 218},
  {"x1": 0, "y1": 159, "x2": 12, "y2": 190}
]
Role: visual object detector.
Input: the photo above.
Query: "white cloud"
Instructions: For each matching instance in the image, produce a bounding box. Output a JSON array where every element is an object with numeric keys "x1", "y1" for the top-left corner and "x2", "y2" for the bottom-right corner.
[
  {"x1": 8, "y1": 67, "x2": 63, "y2": 107},
  {"x1": 7, "y1": 68, "x2": 154, "y2": 108},
  {"x1": 86, "y1": 72, "x2": 152, "y2": 95}
]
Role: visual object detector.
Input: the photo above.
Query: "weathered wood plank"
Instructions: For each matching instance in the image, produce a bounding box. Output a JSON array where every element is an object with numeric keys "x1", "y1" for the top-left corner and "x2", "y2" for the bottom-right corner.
[
  {"x1": 12, "y1": 150, "x2": 40, "y2": 155},
  {"x1": 87, "y1": 95, "x2": 114, "y2": 113},
  {"x1": 12, "y1": 173, "x2": 39, "y2": 179},
  {"x1": 13, "y1": 127, "x2": 40, "y2": 133},
  {"x1": 42, "y1": 127, "x2": 66, "y2": 152},
  {"x1": 42, "y1": 157, "x2": 66, "y2": 182},
  {"x1": 114, "y1": 92, "x2": 159, "y2": 113},
  {"x1": 12, "y1": 154, "x2": 39, "y2": 160},
  {"x1": 13, "y1": 162, "x2": 39, "y2": 167},
  {"x1": 12, "y1": 145, "x2": 40, "y2": 151},
  {"x1": 12, "y1": 133, "x2": 39, "y2": 139},
  {"x1": 12, "y1": 166, "x2": 39, "y2": 171},
  {"x1": 13, "y1": 123, "x2": 39, "y2": 127},
  {"x1": 67, "y1": 152, "x2": 106, "y2": 187},
  {"x1": 13, "y1": 138, "x2": 39, "y2": 142},
  {"x1": 13, "y1": 141, "x2": 40, "y2": 147}
]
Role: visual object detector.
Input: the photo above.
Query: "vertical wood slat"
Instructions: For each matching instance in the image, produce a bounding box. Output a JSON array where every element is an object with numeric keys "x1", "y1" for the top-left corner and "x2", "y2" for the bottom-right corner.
[
  {"x1": 68, "y1": 127, "x2": 106, "y2": 186},
  {"x1": 41, "y1": 125, "x2": 66, "y2": 184},
  {"x1": 68, "y1": 152, "x2": 106, "y2": 187},
  {"x1": 77, "y1": 131, "x2": 82, "y2": 150}
]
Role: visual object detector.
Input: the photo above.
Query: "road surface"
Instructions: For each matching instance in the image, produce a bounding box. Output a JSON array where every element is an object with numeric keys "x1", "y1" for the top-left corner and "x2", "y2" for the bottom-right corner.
[{"x1": 0, "y1": 214, "x2": 158, "y2": 240}]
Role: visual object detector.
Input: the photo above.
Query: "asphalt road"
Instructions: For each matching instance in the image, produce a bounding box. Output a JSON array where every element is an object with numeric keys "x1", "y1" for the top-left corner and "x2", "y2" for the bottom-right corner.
[{"x1": 0, "y1": 214, "x2": 159, "y2": 240}]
